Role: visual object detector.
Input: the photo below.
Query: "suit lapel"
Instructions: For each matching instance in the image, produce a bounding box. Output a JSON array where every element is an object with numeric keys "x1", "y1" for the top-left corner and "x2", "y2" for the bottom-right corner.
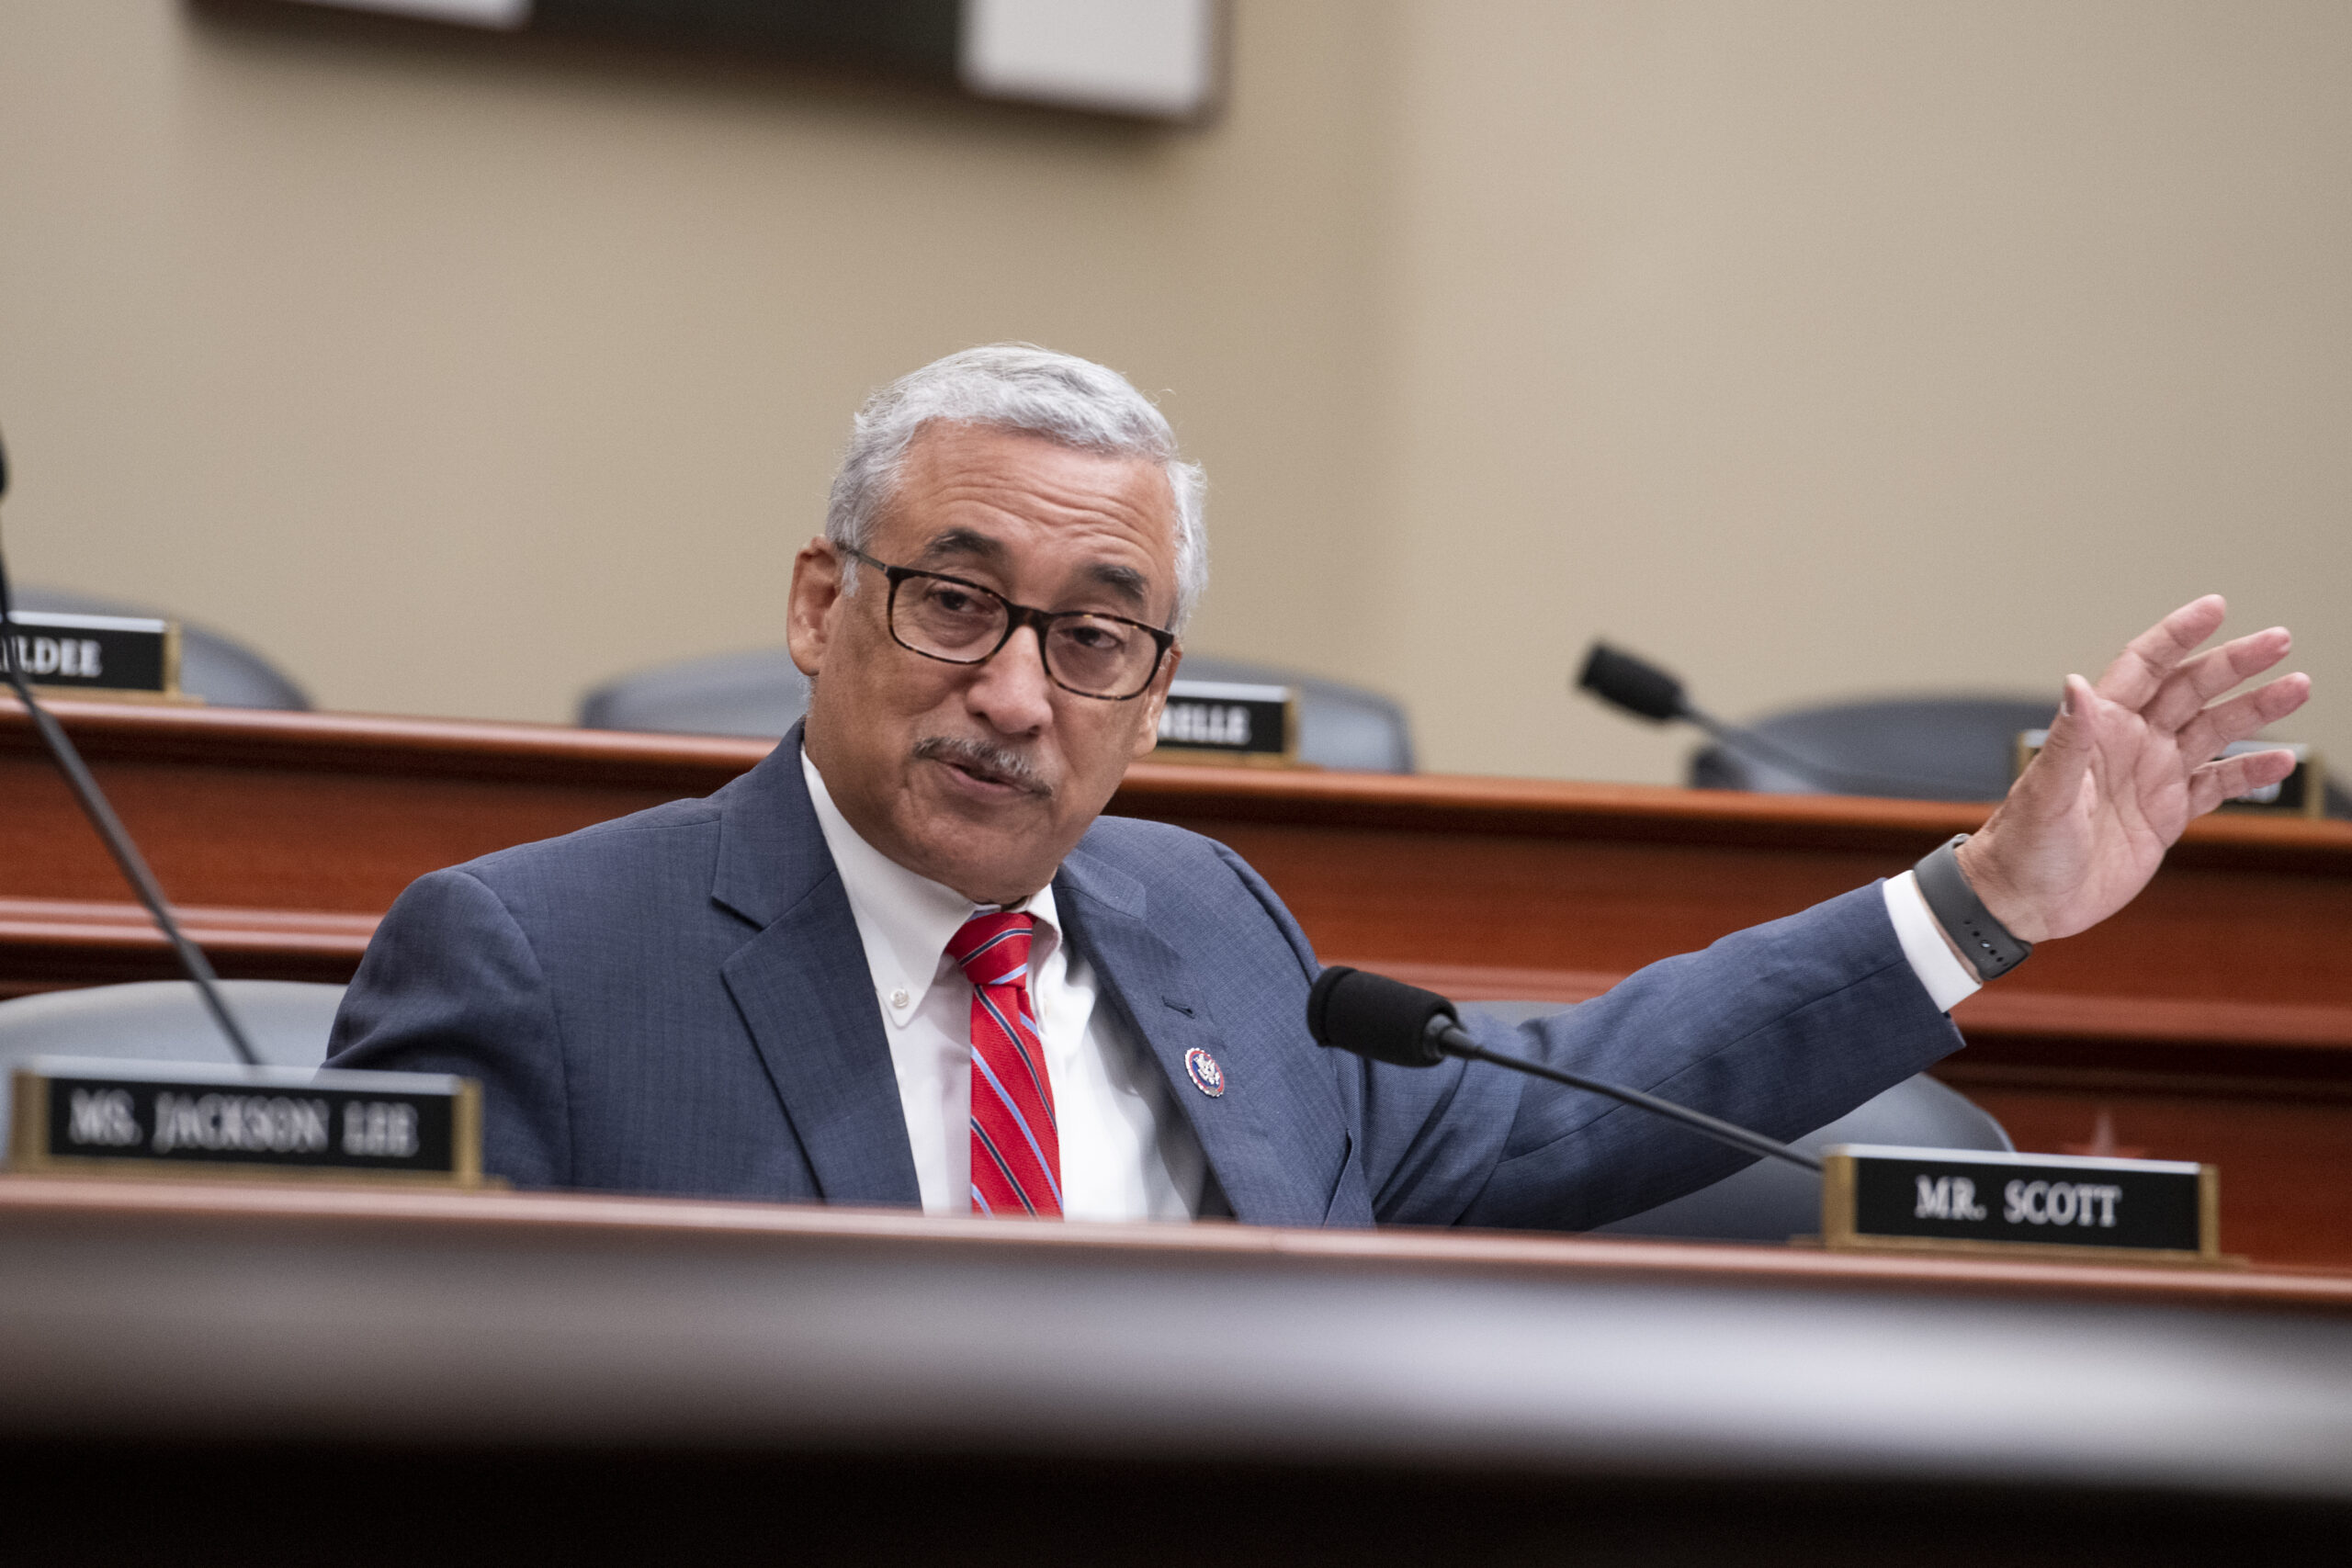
[
  {"x1": 713, "y1": 728, "x2": 922, "y2": 1208},
  {"x1": 1056, "y1": 852, "x2": 1338, "y2": 1228}
]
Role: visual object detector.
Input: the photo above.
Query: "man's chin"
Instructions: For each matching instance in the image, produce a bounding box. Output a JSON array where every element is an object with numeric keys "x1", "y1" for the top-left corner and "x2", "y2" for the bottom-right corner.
[{"x1": 909, "y1": 827, "x2": 1058, "y2": 906}]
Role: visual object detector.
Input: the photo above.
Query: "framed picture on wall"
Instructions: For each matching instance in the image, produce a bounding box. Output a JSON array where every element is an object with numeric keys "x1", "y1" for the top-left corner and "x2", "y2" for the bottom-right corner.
[{"x1": 217, "y1": 0, "x2": 1227, "y2": 123}]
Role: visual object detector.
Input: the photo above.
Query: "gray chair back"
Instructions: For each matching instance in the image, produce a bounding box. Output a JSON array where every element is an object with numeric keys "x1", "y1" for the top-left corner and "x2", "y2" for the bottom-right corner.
[
  {"x1": 1461, "y1": 998, "x2": 2012, "y2": 1243},
  {"x1": 579, "y1": 647, "x2": 1418, "y2": 773},
  {"x1": 0, "y1": 981, "x2": 345, "y2": 1128},
  {"x1": 1690, "y1": 694, "x2": 2056, "y2": 802},
  {"x1": 578, "y1": 647, "x2": 809, "y2": 739},
  {"x1": 13, "y1": 587, "x2": 311, "y2": 710},
  {"x1": 1690, "y1": 691, "x2": 2352, "y2": 818}
]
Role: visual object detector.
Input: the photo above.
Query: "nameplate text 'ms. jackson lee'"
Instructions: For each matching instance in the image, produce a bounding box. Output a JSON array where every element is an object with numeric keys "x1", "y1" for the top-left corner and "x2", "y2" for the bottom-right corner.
[{"x1": 9, "y1": 1058, "x2": 483, "y2": 1187}]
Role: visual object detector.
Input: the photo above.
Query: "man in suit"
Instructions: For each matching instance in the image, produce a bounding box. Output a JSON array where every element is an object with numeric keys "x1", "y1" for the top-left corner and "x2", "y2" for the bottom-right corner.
[{"x1": 327, "y1": 344, "x2": 2309, "y2": 1227}]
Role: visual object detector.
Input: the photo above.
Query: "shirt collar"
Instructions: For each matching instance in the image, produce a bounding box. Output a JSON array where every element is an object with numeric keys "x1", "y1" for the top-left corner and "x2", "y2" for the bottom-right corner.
[{"x1": 800, "y1": 746, "x2": 1062, "y2": 1026}]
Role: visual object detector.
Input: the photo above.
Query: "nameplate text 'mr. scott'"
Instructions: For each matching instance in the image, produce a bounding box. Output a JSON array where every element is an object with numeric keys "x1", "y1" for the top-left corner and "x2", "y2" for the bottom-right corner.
[{"x1": 1822, "y1": 1145, "x2": 2217, "y2": 1264}]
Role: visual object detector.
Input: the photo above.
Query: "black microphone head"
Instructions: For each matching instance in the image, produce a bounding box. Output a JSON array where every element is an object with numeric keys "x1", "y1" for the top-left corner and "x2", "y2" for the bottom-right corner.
[
  {"x1": 1577, "y1": 642, "x2": 1688, "y2": 723},
  {"x1": 1306, "y1": 966, "x2": 1455, "y2": 1068}
]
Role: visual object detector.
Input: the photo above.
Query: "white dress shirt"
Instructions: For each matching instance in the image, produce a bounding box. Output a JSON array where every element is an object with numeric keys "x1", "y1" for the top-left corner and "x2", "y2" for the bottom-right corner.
[
  {"x1": 803, "y1": 750, "x2": 1206, "y2": 1220},
  {"x1": 802, "y1": 748, "x2": 1977, "y2": 1221},
  {"x1": 1881, "y1": 871, "x2": 1982, "y2": 1012}
]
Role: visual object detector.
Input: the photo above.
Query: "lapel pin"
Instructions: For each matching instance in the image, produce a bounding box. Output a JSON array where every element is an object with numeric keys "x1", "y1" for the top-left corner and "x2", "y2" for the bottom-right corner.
[{"x1": 1184, "y1": 1046, "x2": 1226, "y2": 1098}]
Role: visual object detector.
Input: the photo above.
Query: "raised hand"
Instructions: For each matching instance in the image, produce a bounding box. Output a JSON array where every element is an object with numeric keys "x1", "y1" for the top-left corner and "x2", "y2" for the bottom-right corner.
[{"x1": 1958, "y1": 595, "x2": 2310, "y2": 946}]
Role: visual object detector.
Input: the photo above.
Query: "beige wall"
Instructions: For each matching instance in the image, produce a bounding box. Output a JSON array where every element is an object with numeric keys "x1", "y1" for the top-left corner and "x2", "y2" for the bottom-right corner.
[
  {"x1": 2, "y1": 2, "x2": 2345, "y2": 789},
  {"x1": 1374, "y1": 1, "x2": 2352, "y2": 785}
]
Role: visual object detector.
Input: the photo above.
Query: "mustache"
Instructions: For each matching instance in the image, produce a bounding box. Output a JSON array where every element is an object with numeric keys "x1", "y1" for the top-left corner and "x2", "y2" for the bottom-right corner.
[{"x1": 912, "y1": 735, "x2": 1052, "y2": 797}]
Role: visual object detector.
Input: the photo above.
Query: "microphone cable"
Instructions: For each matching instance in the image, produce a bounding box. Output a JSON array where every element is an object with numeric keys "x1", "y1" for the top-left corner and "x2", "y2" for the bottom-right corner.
[{"x1": 0, "y1": 429, "x2": 261, "y2": 1066}]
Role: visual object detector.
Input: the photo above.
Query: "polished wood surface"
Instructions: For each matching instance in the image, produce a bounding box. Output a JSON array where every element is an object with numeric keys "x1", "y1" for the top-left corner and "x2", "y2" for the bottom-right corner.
[
  {"x1": 6, "y1": 697, "x2": 2348, "y2": 1263},
  {"x1": 5, "y1": 1175, "x2": 2352, "y2": 1316},
  {"x1": 8, "y1": 1174, "x2": 2347, "y2": 1564},
  {"x1": 0, "y1": 699, "x2": 762, "y2": 918},
  {"x1": 5, "y1": 1174, "x2": 2348, "y2": 1309}
]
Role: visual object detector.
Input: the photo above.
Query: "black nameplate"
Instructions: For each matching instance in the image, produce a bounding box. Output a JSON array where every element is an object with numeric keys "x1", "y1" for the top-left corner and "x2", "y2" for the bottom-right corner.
[
  {"x1": 4, "y1": 610, "x2": 177, "y2": 695},
  {"x1": 1156, "y1": 679, "x2": 1295, "y2": 763},
  {"x1": 2018, "y1": 728, "x2": 2323, "y2": 818},
  {"x1": 9, "y1": 1058, "x2": 482, "y2": 1186},
  {"x1": 1823, "y1": 1145, "x2": 2216, "y2": 1262}
]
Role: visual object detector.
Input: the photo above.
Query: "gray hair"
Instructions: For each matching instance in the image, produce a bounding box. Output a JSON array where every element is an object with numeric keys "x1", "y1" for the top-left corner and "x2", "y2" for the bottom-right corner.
[{"x1": 823, "y1": 344, "x2": 1208, "y2": 630}]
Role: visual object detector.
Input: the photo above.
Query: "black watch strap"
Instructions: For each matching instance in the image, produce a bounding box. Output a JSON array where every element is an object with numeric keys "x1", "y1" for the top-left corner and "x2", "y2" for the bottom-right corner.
[{"x1": 1914, "y1": 834, "x2": 2032, "y2": 981}]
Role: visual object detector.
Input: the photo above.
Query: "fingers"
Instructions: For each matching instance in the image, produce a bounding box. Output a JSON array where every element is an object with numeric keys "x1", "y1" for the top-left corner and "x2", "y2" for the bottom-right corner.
[
  {"x1": 2141, "y1": 625, "x2": 2294, "y2": 734},
  {"x1": 2096, "y1": 594, "x2": 2228, "y2": 709},
  {"x1": 2187, "y1": 747, "x2": 2300, "y2": 818},
  {"x1": 2176, "y1": 671, "x2": 2312, "y2": 762},
  {"x1": 2013, "y1": 672, "x2": 2099, "y2": 813}
]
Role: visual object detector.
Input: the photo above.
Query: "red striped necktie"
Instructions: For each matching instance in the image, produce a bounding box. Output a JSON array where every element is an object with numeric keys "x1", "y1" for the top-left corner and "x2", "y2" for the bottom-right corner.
[{"x1": 949, "y1": 910, "x2": 1062, "y2": 1217}]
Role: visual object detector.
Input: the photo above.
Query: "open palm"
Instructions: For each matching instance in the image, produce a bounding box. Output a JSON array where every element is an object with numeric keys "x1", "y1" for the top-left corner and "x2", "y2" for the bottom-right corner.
[{"x1": 1959, "y1": 596, "x2": 2310, "y2": 944}]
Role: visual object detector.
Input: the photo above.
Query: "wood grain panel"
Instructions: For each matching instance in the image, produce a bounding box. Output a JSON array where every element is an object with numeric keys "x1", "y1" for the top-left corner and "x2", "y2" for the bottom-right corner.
[
  {"x1": 0, "y1": 897, "x2": 377, "y2": 994},
  {"x1": 1959, "y1": 1085, "x2": 2352, "y2": 1269},
  {"x1": 0, "y1": 698, "x2": 765, "y2": 914},
  {"x1": 0, "y1": 759, "x2": 690, "y2": 911},
  {"x1": 5, "y1": 1175, "x2": 2346, "y2": 1306}
]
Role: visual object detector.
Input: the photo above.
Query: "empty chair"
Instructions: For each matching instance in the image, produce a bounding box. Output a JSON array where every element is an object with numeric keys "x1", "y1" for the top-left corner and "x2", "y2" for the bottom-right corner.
[
  {"x1": 1691, "y1": 691, "x2": 2351, "y2": 818},
  {"x1": 579, "y1": 647, "x2": 1419, "y2": 773},
  {"x1": 0, "y1": 980, "x2": 345, "y2": 1128},
  {"x1": 1460, "y1": 998, "x2": 2013, "y2": 1244},
  {"x1": 12, "y1": 586, "x2": 311, "y2": 710},
  {"x1": 1690, "y1": 694, "x2": 2056, "y2": 801},
  {"x1": 578, "y1": 647, "x2": 808, "y2": 740}
]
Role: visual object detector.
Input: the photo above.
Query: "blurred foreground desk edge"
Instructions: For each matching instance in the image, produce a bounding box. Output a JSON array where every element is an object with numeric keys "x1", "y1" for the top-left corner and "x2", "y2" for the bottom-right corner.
[
  {"x1": 1, "y1": 1176, "x2": 2348, "y2": 1566},
  {"x1": 4, "y1": 696, "x2": 2350, "y2": 1266}
]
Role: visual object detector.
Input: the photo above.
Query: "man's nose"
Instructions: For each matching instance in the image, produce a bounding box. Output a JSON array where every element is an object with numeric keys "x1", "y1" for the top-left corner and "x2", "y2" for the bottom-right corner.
[{"x1": 967, "y1": 624, "x2": 1055, "y2": 734}]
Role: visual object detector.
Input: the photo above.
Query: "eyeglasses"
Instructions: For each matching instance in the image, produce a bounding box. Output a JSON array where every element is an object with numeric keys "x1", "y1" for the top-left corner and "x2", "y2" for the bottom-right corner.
[{"x1": 844, "y1": 548, "x2": 1176, "y2": 701}]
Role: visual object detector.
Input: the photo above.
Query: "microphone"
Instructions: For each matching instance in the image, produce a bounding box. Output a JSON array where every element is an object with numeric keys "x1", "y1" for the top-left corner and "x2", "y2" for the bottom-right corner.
[
  {"x1": 0, "y1": 424, "x2": 261, "y2": 1066},
  {"x1": 1575, "y1": 640, "x2": 1956, "y2": 798},
  {"x1": 1576, "y1": 642, "x2": 1690, "y2": 724},
  {"x1": 1306, "y1": 965, "x2": 1821, "y2": 1173}
]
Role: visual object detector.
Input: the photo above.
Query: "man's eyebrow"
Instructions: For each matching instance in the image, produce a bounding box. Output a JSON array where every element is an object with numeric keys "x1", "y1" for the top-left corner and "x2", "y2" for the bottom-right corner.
[
  {"x1": 1082, "y1": 561, "x2": 1152, "y2": 612},
  {"x1": 914, "y1": 527, "x2": 1009, "y2": 569},
  {"x1": 915, "y1": 528, "x2": 1158, "y2": 614}
]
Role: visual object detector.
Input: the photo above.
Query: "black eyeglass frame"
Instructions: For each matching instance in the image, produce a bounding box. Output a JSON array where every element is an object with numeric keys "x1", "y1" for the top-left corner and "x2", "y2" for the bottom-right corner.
[{"x1": 843, "y1": 547, "x2": 1177, "y2": 702}]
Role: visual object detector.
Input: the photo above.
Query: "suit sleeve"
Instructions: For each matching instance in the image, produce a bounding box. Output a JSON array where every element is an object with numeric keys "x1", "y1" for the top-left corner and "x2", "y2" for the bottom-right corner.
[
  {"x1": 1296, "y1": 874, "x2": 1967, "y2": 1234},
  {"x1": 325, "y1": 868, "x2": 573, "y2": 1189},
  {"x1": 1449, "y1": 884, "x2": 1964, "y2": 1231}
]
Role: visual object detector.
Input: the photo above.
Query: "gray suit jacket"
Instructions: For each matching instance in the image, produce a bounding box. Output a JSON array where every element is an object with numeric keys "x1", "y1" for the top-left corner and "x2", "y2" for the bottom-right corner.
[{"x1": 327, "y1": 728, "x2": 1964, "y2": 1229}]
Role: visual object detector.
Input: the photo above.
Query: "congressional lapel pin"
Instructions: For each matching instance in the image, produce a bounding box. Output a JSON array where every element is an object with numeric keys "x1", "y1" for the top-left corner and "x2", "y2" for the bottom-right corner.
[{"x1": 1183, "y1": 1046, "x2": 1226, "y2": 1098}]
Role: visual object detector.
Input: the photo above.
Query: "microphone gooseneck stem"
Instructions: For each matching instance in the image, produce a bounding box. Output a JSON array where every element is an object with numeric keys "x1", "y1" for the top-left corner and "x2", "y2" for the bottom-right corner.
[
  {"x1": 1431, "y1": 1021, "x2": 1823, "y2": 1174},
  {"x1": 1683, "y1": 704, "x2": 1950, "y2": 800},
  {"x1": 1577, "y1": 640, "x2": 1973, "y2": 798},
  {"x1": 0, "y1": 512, "x2": 262, "y2": 1067}
]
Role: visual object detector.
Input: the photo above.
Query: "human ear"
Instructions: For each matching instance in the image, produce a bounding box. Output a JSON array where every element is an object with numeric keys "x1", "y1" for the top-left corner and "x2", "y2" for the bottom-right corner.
[{"x1": 786, "y1": 539, "x2": 846, "y2": 678}]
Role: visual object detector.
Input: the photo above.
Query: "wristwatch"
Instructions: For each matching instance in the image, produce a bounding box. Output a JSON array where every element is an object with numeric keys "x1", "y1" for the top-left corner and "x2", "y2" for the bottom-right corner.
[{"x1": 1914, "y1": 833, "x2": 2033, "y2": 980}]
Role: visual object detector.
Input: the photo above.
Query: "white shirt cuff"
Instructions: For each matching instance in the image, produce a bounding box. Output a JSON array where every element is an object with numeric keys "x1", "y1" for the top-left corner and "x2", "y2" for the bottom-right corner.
[{"x1": 1883, "y1": 870, "x2": 1982, "y2": 1013}]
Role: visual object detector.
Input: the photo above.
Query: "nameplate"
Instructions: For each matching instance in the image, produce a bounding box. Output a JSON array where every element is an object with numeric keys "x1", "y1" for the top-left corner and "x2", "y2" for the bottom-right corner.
[
  {"x1": 2018, "y1": 728, "x2": 2324, "y2": 817},
  {"x1": 1155, "y1": 679, "x2": 1297, "y2": 765},
  {"x1": 8, "y1": 1058, "x2": 484, "y2": 1187},
  {"x1": 1822, "y1": 1145, "x2": 2217, "y2": 1264},
  {"x1": 5, "y1": 610, "x2": 183, "y2": 699}
]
